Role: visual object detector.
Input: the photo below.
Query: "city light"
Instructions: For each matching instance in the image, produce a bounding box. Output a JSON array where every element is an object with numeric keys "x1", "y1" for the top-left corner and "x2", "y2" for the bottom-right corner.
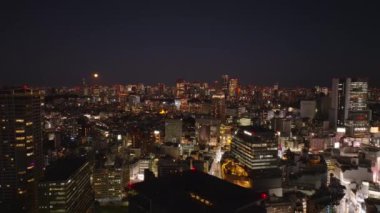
[
  {"x1": 243, "y1": 130, "x2": 252, "y2": 136},
  {"x1": 3, "y1": 1, "x2": 379, "y2": 211},
  {"x1": 260, "y1": 192, "x2": 268, "y2": 200},
  {"x1": 1, "y1": 72, "x2": 378, "y2": 212}
]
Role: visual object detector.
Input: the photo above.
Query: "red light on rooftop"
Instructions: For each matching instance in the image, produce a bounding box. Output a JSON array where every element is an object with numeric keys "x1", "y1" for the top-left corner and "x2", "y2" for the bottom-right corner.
[
  {"x1": 260, "y1": 192, "x2": 268, "y2": 200},
  {"x1": 127, "y1": 182, "x2": 134, "y2": 190},
  {"x1": 23, "y1": 85, "x2": 28, "y2": 90},
  {"x1": 191, "y1": 166, "x2": 196, "y2": 172}
]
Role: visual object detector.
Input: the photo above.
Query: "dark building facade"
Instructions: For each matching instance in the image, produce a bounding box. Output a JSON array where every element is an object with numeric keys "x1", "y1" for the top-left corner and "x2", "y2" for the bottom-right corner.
[
  {"x1": 38, "y1": 158, "x2": 94, "y2": 213},
  {"x1": 0, "y1": 87, "x2": 43, "y2": 212},
  {"x1": 129, "y1": 170, "x2": 266, "y2": 213}
]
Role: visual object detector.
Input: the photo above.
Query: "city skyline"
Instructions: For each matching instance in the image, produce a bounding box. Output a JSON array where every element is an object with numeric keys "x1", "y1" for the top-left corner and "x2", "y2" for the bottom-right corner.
[
  {"x1": 1, "y1": 1, "x2": 380, "y2": 87},
  {"x1": 2, "y1": 2, "x2": 380, "y2": 212},
  {"x1": 0, "y1": 74, "x2": 377, "y2": 89}
]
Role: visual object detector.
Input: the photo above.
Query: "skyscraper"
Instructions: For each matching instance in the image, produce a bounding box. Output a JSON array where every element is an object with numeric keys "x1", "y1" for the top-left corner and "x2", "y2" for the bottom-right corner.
[
  {"x1": 176, "y1": 79, "x2": 187, "y2": 98},
  {"x1": 0, "y1": 87, "x2": 43, "y2": 212},
  {"x1": 221, "y1": 74, "x2": 229, "y2": 97},
  {"x1": 331, "y1": 78, "x2": 370, "y2": 136},
  {"x1": 228, "y1": 78, "x2": 239, "y2": 98},
  {"x1": 211, "y1": 92, "x2": 226, "y2": 122}
]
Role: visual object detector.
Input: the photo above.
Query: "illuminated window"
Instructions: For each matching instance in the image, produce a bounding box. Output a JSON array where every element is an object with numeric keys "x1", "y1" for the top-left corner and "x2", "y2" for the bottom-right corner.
[
  {"x1": 16, "y1": 137, "x2": 25, "y2": 141},
  {"x1": 16, "y1": 144, "x2": 25, "y2": 147},
  {"x1": 15, "y1": 130, "x2": 25, "y2": 133},
  {"x1": 16, "y1": 119, "x2": 24, "y2": 123}
]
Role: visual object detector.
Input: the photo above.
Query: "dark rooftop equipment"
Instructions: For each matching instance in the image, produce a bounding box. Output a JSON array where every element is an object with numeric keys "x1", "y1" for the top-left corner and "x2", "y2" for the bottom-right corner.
[{"x1": 129, "y1": 170, "x2": 266, "y2": 213}]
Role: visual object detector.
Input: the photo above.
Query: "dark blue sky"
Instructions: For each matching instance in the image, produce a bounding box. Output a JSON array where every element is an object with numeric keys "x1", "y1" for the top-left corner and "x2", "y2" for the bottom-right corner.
[{"x1": 1, "y1": 1, "x2": 380, "y2": 87}]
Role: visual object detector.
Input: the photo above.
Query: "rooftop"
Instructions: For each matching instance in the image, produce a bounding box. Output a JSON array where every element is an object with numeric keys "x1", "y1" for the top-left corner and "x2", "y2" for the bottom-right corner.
[
  {"x1": 234, "y1": 126, "x2": 275, "y2": 143},
  {"x1": 43, "y1": 157, "x2": 87, "y2": 182},
  {"x1": 130, "y1": 170, "x2": 266, "y2": 213}
]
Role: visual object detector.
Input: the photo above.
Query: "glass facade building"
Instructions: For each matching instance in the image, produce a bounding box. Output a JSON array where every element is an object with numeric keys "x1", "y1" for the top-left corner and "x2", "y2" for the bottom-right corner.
[{"x1": 331, "y1": 78, "x2": 370, "y2": 137}]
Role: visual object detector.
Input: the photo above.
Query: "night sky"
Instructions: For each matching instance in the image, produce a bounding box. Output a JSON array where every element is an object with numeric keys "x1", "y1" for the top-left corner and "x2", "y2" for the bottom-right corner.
[{"x1": 1, "y1": 1, "x2": 380, "y2": 87}]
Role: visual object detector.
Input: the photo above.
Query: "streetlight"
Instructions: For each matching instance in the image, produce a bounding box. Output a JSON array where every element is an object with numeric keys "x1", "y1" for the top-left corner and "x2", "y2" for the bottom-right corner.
[{"x1": 93, "y1": 73, "x2": 99, "y2": 78}]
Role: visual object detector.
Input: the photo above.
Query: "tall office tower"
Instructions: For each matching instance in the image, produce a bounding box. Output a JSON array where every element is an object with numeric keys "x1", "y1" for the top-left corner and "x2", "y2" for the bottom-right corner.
[
  {"x1": 176, "y1": 79, "x2": 187, "y2": 98},
  {"x1": 38, "y1": 158, "x2": 93, "y2": 213},
  {"x1": 211, "y1": 92, "x2": 226, "y2": 122},
  {"x1": 331, "y1": 78, "x2": 370, "y2": 136},
  {"x1": 231, "y1": 127, "x2": 278, "y2": 170},
  {"x1": 164, "y1": 119, "x2": 183, "y2": 143},
  {"x1": 228, "y1": 78, "x2": 239, "y2": 98},
  {"x1": 221, "y1": 74, "x2": 229, "y2": 96},
  {"x1": 0, "y1": 87, "x2": 43, "y2": 212}
]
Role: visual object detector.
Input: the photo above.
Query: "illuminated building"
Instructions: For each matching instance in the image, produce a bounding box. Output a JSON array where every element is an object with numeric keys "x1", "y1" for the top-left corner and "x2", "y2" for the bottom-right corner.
[
  {"x1": 228, "y1": 78, "x2": 239, "y2": 98},
  {"x1": 129, "y1": 159, "x2": 151, "y2": 182},
  {"x1": 211, "y1": 92, "x2": 226, "y2": 121},
  {"x1": 176, "y1": 79, "x2": 187, "y2": 98},
  {"x1": 93, "y1": 157, "x2": 125, "y2": 203},
  {"x1": 195, "y1": 118, "x2": 220, "y2": 146},
  {"x1": 128, "y1": 95, "x2": 140, "y2": 105},
  {"x1": 231, "y1": 126, "x2": 278, "y2": 170},
  {"x1": 93, "y1": 167, "x2": 124, "y2": 202},
  {"x1": 129, "y1": 170, "x2": 266, "y2": 213},
  {"x1": 221, "y1": 74, "x2": 229, "y2": 97},
  {"x1": 273, "y1": 83, "x2": 279, "y2": 91},
  {"x1": 0, "y1": 87, "x2": 43, "y2": 212},
  {"x1": 38, "y1": 158, "x2": 93, "y2": 212},
  {"x1": 229, "y1": 127, "x2": 283, "y2": 196},
  {"x1": 164, "y1": 119, "x2": 182, "y2": 143},
  {"x1": 331, "y1": 78, "x2": 370, "y2": 136}
]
